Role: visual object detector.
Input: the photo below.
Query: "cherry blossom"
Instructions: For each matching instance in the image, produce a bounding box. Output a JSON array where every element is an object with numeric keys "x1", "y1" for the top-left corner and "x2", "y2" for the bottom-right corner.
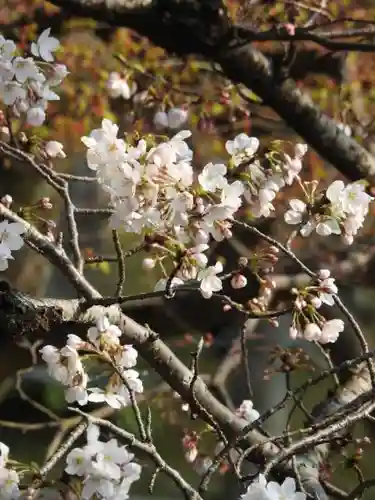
[
  {"x1": 0, "y1": 36, "x2": 16, "y2": 61},
  {"x1": 235, "y1": 400, "x2": 260, "y2": 423},
  {"x1": 106, "y1": 72, "x2": 137, "y2": 100},
  {"x1": 284, "y1": 199, "x2": 306, "y2": 225},
  {"x1": 197, "y1": 261, "x2": 223, "y2": 299},
  {"x1": 65, "y1": 425, "x2": 141, "y2": 500},
  {"x1": 153, "y1": 107, "x2": 188, "y2": 129},
  {"x1": 198, "y1": 162, "x2": 228, "y2": 192},
  {"x1": 225, "y1": 133, "x2": 259, "y2": 165},
  {"x1": 45, "y1": 140, "x2": 66, "y2": 158},
  {"x1": 87, "y1": 388, "x2": 128, "y2": 409},
  {"x1": 31, "y1": 28, "x2": 60, "y2": 62},
  {"x1": 242, "y1": 474, "x2": 306, "y2": 500},
  {"x1": 285, "y1": 179, "x2": 373, "y2": 244},
  {"x1": 87, "y1": 315, "x2": 122, "y2": 348},
  {"x1": 320, "y1": 319, "x2": 345, "y2": 344},
  {"x1": 0, "y1": 220, "x2": 25, "y2": 271}
]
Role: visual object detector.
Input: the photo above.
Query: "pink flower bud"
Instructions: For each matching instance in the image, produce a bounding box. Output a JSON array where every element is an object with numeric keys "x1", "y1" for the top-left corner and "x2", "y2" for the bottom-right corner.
[
  {"x1": 185, "y1": 447, "x2": 198, "y2": 463},
  {"x1": 231, "y1": 274, "x2": 247, "y2": 289}
]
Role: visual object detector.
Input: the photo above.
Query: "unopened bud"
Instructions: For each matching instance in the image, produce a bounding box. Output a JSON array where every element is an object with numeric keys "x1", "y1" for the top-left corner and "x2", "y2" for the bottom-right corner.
[
  {"x1": 231, "y1": 274, "x2": 247, "y2": 289},
  {"x1": 185, "y1": 447, "x2": 198, "y2": 463},
  {"x1": 289, "y1": 326, "x2": 299, "y2": 339},
  {"x1": 238, "y1": 256, "x2": 248, "y2": 268},
  {"x1": 265, "y1": 253, "x2": 279, "y2": 264},
  {"x1": 269, "y1": 245, "x2": 280, "y2": 254},
  {"x1": 310, "y1": 296, "x2": 322, "y2": 309},
  {"x1": 1, "y1": 194, "x2": 12, "y2": 207},
  {"x1": 142, "y1": 257, "x2": 156, "y2": 270},
  {"x1": 318, "y1": 269, "x2": 330, "y2": 279}
]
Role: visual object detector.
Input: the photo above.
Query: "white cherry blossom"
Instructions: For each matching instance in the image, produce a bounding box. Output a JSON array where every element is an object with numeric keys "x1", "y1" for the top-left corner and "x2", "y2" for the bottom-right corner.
[
  {"x1": 197, "y1": 261, "x2": 223, "y2": 299},
  {"x1": 235, "y1": 400, "x2": 260, "y2": 423},
  {"x1": 284, "y1": 199, "x2": 306, "y2": 225},
  {"x1": 0, "y1": 36, "x2": 16, "y2": 61},
  {"x1": 87, "y1": 315, "x2": 122, "y2": 348},
  {"x1": 0, "y1": 81, "x2": 26, "y2": 105},
  {"x1": 303, "y1": 323, "x2": 322, "y2": 342},
  {"x1": 320, "y1": 319, "x2": 345, "y2": 344},
  {"x1": 225, "y1": 133, "x2": 259, "y2": 165},
  {"x1": 45, "y1": 140, "x2": 66, "y2": 158},
  {"x1": 31, "y1": 28, "x2": 59, "y2": 62},
  {"x1": 88, "y1": 388, "x2": 128, "y2": 409},
  {"x1": 153, "y1": 107, "x2": 188, "y2": 129},
  {"x1": 198, "y1": 162, "x2": 228, "y2": 192}
]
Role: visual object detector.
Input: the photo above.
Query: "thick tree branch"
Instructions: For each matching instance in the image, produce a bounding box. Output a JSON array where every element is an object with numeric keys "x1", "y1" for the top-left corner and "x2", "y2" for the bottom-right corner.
[
  {"x1": 46, "y1": 0, "x2": 375, "y2": 186},
  {"x1": 0, "y1": 201, "x2": 282, "y2": 463}
]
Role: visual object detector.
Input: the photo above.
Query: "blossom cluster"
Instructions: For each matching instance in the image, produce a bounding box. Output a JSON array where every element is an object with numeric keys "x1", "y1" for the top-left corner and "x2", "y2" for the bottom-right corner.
[
  {"x1": 40, "y1": 316, "x2": 143, "y2": 408},
  {"x1": 65, "y1": 424, "x2": 141, "y2": 500},
  {"x1": 81, "y1": 120, "x2": 307, "y2": 298},
  {"x1": 226, "y1": 135, "x2": 307, "y2": 218},
  {"x1": 285, "y1": 179, "x2": 373, "y2": 244},
  {"x1": 290, "y1": 269, "x2": 345, "y2": 344},
  {"x1": 0, "y1": 29, "x2": 68, "y2": 126},
  {"x1": 0, "y1": 220, "x2": 25, "y2": 271},
  {"x1": 241, "y1": 474, "x2": 306, "y2": 500}
]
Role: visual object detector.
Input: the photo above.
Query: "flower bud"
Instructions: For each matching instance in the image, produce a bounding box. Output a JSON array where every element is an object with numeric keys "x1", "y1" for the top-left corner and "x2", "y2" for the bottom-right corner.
[
  {"x1": 238, "y1": 256, "x2": 248, "y2": 268},
  {"x1": 289, "y1": 326, "x2": 299, "y2": 339},
  {"x1": 142, "y1": 258, "x2": 156, "y2": 270},
  {"x1": 311, "y1": 296, "x2": 322, "y2": 309},
  {"x1": 231, "y1": 274, "x2": 247, "y2": 289},
  {"x1": 1, "y1": 194, "x2": 12, "y2": 207},
  {"x1": 318, "y1": 269, "x2": 330, "y2": 279},
  {"x1": 185, "y1": 447, "x2": 198, "y2": 463}
]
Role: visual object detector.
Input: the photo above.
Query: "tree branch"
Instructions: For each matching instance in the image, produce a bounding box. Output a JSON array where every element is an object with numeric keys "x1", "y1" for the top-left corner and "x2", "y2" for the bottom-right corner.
[{"x1": 46, "y1": 0, "x2": 375, "y2": 186}]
